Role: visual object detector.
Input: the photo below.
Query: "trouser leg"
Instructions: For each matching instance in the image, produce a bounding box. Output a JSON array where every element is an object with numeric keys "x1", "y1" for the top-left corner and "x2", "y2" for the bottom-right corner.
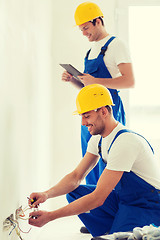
[
  {"x1": 66, "y1": 185, "x2": 119, "y2": 237},
  {"x1": 110, "y1": 202, "x2": 160, "y2": 234}
]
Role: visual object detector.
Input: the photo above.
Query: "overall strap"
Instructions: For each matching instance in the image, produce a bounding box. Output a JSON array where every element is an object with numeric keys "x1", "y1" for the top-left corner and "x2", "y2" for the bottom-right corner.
[
  {"x1": 85, "y1": 49, "x2": 91, "y2": 59},
  {"x1": 85, "y1": 36, "x2": 116, "y2": 59},
  {"x1": 100, "y1": 36, "x2": 116, "y2": 56},
  {"x1": 98, "y1": 137, "x2": 103, "y2": 159},
  {"x1": 108, "y1": 129, "x2": 154, "y2": 154}
]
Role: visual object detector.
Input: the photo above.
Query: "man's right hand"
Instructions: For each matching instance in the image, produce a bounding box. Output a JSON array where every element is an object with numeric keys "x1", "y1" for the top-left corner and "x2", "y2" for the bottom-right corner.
[
  {"x1": 28, "y1": 192, "x2": 48, "y2": 208},
  {"x1": 61, "y1": 71, "x2": 73, "y2": 82}
]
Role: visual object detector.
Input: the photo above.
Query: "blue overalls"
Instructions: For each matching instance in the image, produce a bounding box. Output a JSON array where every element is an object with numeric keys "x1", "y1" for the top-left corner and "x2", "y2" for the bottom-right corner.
[
  {"x1": 67, "y1": 130, "x2": 160, "y2": 237},
  {"x1": 81, "y1": 36, "x2": 126, "y2": 185}
]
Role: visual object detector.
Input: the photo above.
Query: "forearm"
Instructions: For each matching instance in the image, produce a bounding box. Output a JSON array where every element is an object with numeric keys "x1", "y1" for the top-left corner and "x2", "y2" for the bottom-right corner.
[
  {"x1": 43, "y1": 153, "x2": 98, "y2": 201},
  {"x1": 49, "y1": 190, "x2": 103, "y2": 221},
  {"x1": 29, "y1": 169, "x2": 123, "y2": 228},
  {"x1": 79, "y1": 63, "x2": 135, "y2": 89},
  {"x1": 48, "y1": 169, "x2": 123, "y2": 221},
  {"x1": 45, "y1": 172, "x2": 81, "y2": 199},
  {"x1": 95, "y1": 75, "x2": 135, "y2": 89}
]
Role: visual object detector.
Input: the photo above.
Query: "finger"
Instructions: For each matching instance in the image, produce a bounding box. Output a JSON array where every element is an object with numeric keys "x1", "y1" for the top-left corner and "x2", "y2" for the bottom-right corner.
[
  {"x1": 29, "y1": 193, "x2": 37, "y2": 201},
  {"x1": 29, "y1": 210, "x2": 39, "y2": 216},
  {"x1": 29, "y1": 211, "x2": 43, "y2": 226},
  {"x1": 28, "y1": 196, "x2": 40, "y2": 208},
  {"x1": 62, "y1": 77, "x2": 70, "y2": 82},
  {"x1": 29, "y1": 210, "x2": 41, "y2": 218},
  {"x1": 62, "y1": 73, "x2": 71, "y2": 81},
  {"x1": 29, "y1": 216, "x2": 40, "y2": 226},
  {"x1": 82, "y1": 73, "x2": 88, "y2": 76},
  {"x1": 63, "y1": 71, "x2": 72, "y2": 77},
  {"x1": 32, "y1": 200, "x2": 40, "y2": 208}
]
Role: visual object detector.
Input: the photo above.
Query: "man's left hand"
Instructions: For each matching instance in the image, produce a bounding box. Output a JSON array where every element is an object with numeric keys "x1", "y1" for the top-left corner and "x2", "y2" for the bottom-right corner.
[{"x1": 29, "y1": 210, "x2": 51, "y2": 227}]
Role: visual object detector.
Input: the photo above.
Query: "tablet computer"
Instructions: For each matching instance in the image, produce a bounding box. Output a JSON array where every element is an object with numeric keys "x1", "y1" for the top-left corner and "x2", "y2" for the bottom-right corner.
[{"x1": 60, "y1": 64, "x2": 83, "y2": 80}]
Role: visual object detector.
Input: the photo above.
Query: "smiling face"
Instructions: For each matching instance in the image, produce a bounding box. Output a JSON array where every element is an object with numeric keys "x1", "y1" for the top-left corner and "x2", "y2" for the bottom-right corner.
[
  {"x1": 81, "y1": 109, "x2": 106, "y2": 136},
  {"x1": 79, "y1": 19, "x2": 104, "y2": 42}
]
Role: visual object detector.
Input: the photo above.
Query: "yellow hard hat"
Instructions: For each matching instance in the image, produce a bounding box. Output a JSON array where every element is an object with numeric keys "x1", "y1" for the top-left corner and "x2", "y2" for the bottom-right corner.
[
  {"x1": 73, "y1": 84, "x2": 114, "y2": 115},
  {"x1": 74, "y1": 2, "x2": 104, "y2": 26}
]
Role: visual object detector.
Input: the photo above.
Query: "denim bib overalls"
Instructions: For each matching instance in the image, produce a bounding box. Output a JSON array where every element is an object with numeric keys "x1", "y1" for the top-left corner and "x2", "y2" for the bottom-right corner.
[
  {"x1": 67, "y1": 130, "x2": 160, "y2": 237},
  {"x1": 81, "y1": 37, "x2": 126, "y2": 184}
]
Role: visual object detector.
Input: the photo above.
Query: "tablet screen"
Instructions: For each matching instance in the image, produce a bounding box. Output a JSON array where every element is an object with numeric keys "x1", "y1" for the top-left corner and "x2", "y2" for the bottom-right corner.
[{"x1": 60, "y1": 64, "x2": 83, "y2": 80}]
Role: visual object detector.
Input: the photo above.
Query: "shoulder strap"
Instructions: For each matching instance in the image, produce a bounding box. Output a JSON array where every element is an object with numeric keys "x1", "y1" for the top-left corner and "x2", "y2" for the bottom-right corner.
[
  {"x1": 98, "y1": 137, "x2": 103, "y2": 158},
  {"x1": 85, "y1": 49, "x2": 91, "y2": 59},
  {"x1": 107, "y1": 129, "x2": 154, "y2": 154},
  {"x1": 100, "y1": 36, "x2": 116, "y2": 56},
  {"x1": 85, "y1": 36, "x2": 116, "y2": 59}
]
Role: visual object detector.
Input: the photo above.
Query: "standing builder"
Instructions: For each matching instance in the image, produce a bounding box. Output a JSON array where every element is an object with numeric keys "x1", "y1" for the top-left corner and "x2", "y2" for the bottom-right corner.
[{"x1": 62, "y1": 2, "x2": 134, "y2": 189}]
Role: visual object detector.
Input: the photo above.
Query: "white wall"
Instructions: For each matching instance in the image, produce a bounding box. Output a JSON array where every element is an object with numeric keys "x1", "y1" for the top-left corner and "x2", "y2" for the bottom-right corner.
[{"x1": 0, "y1": 1, "x2": 116, "y2": 239}]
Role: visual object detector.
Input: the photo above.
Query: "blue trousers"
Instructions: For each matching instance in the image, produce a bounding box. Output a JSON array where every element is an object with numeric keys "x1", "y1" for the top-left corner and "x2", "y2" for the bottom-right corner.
[{"x1": 66, "y1": 173, "x2": 160, "y2": 237}]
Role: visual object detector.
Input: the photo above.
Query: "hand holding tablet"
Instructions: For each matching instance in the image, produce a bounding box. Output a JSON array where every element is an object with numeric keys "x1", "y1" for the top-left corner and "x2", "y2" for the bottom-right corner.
[{"x1": 60, "y1": 64, "x2": 83, "y2": 81}]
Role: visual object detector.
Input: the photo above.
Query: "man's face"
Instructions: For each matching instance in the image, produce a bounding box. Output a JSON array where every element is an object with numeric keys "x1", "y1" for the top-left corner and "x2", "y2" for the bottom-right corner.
[
  {"x1": 81, "y1": 109, "x2": 105, "y2": 135},
  {"x1": 79, "y1": 21, "x2": 100, "y2": 42}
]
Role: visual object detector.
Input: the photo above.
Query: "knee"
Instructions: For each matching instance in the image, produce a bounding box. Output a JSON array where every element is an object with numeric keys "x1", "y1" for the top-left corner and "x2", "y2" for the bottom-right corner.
[
  {"x1": 66, "y1": 192, "x2": 74, "y2": 203},
  {"x1": 66, "y1": 187, "x2": 80, "y2": 203},
  {"x1": 66, "y1": 185, "x2": 95, "y2": 204}
]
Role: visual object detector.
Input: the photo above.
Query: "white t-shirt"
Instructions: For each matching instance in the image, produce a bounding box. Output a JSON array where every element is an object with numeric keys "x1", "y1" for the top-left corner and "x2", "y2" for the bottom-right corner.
[
  {"x1": 87, "y1": 123, "x2": 160, "y2": 189},
  {"x1": 88, "y1": 35, "x2": 131, "y2": 78}
]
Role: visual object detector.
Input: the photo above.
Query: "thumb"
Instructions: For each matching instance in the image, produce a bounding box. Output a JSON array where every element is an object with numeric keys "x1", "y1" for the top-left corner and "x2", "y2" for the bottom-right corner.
[{"x1": 29, "y1": 210, "x2": 42, "y2": 218}]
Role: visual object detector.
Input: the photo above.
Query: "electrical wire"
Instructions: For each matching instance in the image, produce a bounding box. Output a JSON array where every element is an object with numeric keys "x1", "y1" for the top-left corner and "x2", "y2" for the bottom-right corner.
[{"x1": 4, "y1": 197, "x2": 38, "y2": 240}]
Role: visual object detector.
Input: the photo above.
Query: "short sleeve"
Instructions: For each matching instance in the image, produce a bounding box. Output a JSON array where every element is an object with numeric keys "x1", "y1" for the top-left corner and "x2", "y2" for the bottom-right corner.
[
  {"x1": 106, "y1": 134, "x2": 140, "y2": 171},
  {"x1": 87, "y1": 135, "x2": 101, "y2": 156},
  {"x1": 113, "y1": 39, "x2": 131, "y2": 65}
]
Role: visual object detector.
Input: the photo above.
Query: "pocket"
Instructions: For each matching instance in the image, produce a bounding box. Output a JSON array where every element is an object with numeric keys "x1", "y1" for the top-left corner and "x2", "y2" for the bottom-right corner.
[
  {"x1": 84, "y1": 61, "x2": 99, "y2": 76},
  {"x1": 88, "y1": 65, "x2": 99, "y2": 75}
]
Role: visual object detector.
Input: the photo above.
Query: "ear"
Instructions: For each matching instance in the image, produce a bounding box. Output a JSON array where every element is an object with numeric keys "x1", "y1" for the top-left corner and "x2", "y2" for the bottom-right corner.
[
  {"x1": 96, "y1": 18, "x2": 102, "y2": 26},
  {"x1": 100, "y1": 106, "x2": 109, "y2": 117}
]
